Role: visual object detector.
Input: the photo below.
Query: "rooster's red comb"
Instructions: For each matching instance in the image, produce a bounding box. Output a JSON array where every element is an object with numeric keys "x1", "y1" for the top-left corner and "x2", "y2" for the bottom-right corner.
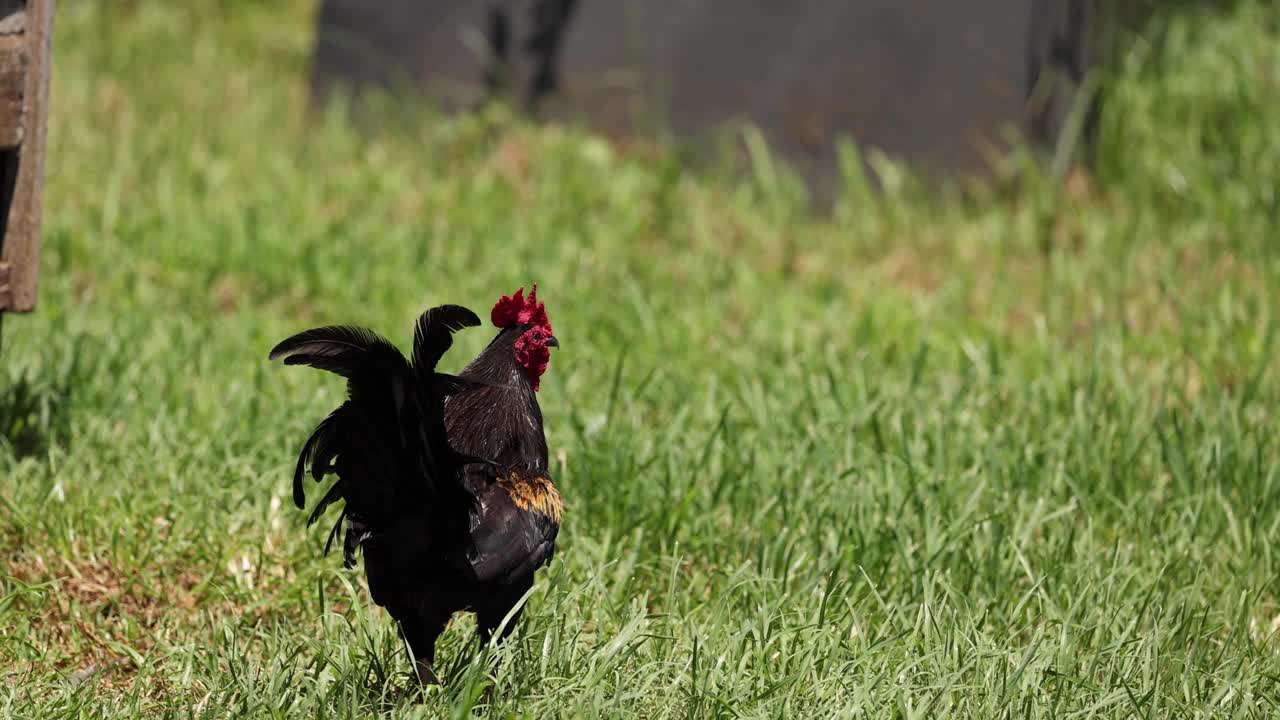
[{"x1": 491, "y1": 283, "x2": 550, "y2": 330}]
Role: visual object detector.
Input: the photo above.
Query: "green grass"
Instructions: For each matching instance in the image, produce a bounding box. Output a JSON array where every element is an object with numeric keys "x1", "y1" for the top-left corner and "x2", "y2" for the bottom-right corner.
[{"x1": 2, "y1": 1, "x2": 1279, "y2": 717}]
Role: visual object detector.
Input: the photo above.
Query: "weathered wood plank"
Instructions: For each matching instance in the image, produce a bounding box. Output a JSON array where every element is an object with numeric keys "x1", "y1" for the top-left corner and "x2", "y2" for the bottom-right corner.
[
  {"x1": 0, "y1": 260, "x2": 11, "y2": 309},
  {"x1": 0, "y1": 11, "x2": 25, "y2": 36},
  {"x1": 0, "y1": 0, "x2": 52, "y2": 313},
  {"x1": 0, "y1": 37, "x2": 29, "y2": 149},
  {"x1": 0, "y1": 0, "x2": 25, "y2": 36}
]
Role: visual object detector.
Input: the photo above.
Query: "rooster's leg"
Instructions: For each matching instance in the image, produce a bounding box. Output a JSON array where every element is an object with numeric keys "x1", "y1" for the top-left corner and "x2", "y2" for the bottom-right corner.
[
  {"x1": 476, "y1": 578, "x2": 533, "y2": 648},
  {"x1": 398, "y1": 612, "x2": 449, "y2": 686},
  {"x1": 477, "y1": 604, "x2": 524, "y2": 648}
]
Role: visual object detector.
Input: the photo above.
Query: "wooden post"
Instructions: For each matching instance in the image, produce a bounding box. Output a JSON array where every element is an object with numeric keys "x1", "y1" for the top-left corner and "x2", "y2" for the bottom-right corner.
[{"x1": 0, "y1": 0, "x2": 53, "y2": 315}]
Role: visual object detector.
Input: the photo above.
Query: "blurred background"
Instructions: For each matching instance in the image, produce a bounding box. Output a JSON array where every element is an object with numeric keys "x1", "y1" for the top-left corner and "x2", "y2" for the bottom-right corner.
[
  {"x1": 314, "y1": 0, "x2": 1101, "y2": 201},
  {"x1": 306, "y1": 1, "x2": 1240, "y2": 202}
]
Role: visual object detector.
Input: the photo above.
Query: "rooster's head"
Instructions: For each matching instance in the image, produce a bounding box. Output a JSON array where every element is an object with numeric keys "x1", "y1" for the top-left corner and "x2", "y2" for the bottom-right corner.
[{"x1": 491, "y1": 283, "x2": 557, "y2": 390}]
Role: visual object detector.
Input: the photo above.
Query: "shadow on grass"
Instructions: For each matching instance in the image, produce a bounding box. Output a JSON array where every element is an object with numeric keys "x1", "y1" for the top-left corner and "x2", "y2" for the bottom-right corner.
[{"x1": 0, "y1": 332, "x2": 84, "y2": 460}]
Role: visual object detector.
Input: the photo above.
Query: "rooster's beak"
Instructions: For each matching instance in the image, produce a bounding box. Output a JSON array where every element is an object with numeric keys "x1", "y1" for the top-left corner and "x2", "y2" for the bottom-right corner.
[{"x1": 545, "y1": 335, "x2": 559, "y2": 348}]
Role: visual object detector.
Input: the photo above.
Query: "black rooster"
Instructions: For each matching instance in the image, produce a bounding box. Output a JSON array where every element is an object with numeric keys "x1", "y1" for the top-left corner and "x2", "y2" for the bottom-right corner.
[{"x1": 269, "y1": 285, "x2": 561, "y2": 683}]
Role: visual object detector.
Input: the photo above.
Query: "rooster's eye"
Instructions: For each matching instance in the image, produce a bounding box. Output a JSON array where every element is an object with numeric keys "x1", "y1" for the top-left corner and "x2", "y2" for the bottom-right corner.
[{"x1": 532, "y1": 332, "x2": 541, "y2": 340}]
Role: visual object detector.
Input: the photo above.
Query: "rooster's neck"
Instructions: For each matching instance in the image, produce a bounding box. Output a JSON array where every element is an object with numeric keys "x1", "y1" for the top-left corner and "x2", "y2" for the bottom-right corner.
[
  {"x1": 445, "y1": 327, "x2": 548, "y2": 469},
  {"x1": 459, "y1": 327, "x2": 538, "y2": 394}
]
